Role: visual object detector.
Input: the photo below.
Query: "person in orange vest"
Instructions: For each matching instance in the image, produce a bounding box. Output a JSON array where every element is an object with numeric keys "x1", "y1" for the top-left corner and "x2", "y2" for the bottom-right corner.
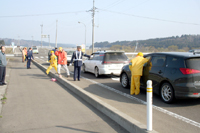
[
  {"x1": 24, "y1": 47, "x2": 27, "y2": 61},
  {"x1": 55, "y1": 47, "x2": 70, "y2": 77},
  {"x1": 129, "y1": 52, "x2": 149, "y2": 95},
  {"x1": 46, "y1": 51, "x2": 58, "y2": 74}
]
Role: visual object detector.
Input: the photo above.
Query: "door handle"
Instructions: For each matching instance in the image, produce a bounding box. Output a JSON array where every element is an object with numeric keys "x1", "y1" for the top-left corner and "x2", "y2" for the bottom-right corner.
[{"x1": 158, "y1": 70, "x2": 162, "y2": 74}]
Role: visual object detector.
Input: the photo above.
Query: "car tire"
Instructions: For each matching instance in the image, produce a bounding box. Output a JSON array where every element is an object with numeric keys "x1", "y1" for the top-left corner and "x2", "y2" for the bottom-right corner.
[
  {"x1": 160, "y1": 82, "x2": 175, "y2": 103},
  {"x1": 121, "y1": 72, "x2": 129, "y2": 88},
  {"x1": 82, "y1": 64, "x2": 86, "y2": 73},
  {"x1": 94, "y1": 67, "x2": 99, "y2": 78}
]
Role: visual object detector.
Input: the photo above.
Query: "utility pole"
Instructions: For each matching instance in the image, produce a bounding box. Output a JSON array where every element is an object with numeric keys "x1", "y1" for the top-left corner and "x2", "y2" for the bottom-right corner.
[
  {"x1": 31, "y1": 36, "x2": 34, "y2": 47},
  {"x1": 78, "y1": 21, "x2": 86, "y2": 46},
  {"x1": 40, "y1": 24, "x2": 43, "y2": 47},
  {"x1": 48, "y1": 35, "x2": 50, "y2": 47},
  {"x1": 18, "y1": 36, "x2": 20, "y2": 46},
  {"x1": 55, "y1": 20, "x2": 58, "y2": 48},
  {"x1": 92, "y1": 0, "x2": 95, "y2": 53},
  {"x1": 88, "y1": 0, "x2": 96, "y2": 53}
]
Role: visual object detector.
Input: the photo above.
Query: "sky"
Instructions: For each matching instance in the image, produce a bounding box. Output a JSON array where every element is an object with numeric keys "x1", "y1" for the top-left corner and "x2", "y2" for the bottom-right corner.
[{"x1": 0, "y1": 0, "x2": 200, "y2": 46}]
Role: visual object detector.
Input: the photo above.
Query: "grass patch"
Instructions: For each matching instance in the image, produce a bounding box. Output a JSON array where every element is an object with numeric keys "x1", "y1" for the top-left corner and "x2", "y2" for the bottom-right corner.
[
  {"x1": 1, "y1": 95, "x2": 7, "y2": 100},
  {"x1": 2, "y1": 101, "x2": 6, "y2": 104},
  {"x1": 0, "y1": 116, "x2": 2, "y2": 118}
]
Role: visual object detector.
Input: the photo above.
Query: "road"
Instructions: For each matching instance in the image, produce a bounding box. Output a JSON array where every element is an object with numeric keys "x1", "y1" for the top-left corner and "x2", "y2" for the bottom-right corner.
[
  {"x1": 34, "y1": 48, "x2": 200, "y2": 133},
  {"x1": 0, "y1": 55, "x2": 128, "y2": 133}
]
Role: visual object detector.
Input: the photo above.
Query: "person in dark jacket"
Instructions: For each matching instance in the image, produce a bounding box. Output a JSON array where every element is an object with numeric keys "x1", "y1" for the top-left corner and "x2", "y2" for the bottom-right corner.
[
  {"x1": 0, "y1": 46, "x2": 7, "y2": 85},
  {"x1": 70, "y1": 46, "x2": 90, "y2": 81},
  {"x1": 26, "y1": 48, "x2": 34, "y2": 69}
]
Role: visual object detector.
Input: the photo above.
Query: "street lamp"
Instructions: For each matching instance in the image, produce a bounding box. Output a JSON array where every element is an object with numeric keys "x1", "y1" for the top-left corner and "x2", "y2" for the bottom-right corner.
[{"x1": 78, "y1": 21, "x2": 86, "y2": 46}]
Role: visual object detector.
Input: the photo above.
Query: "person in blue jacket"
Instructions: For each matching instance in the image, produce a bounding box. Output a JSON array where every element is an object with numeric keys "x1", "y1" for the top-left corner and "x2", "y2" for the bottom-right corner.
[
  {"x1": 70, "y1": 46, "x2": 90, "y2": 81},
  {"x1": 26, "y1": 48, "x2": 34, "y2": 69}
]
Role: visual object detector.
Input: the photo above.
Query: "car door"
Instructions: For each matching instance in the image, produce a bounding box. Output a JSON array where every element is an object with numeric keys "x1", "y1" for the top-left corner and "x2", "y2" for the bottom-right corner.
[
  {"x1": 148, "y1": 55, "x2": 166, "y2": 93},
  {"x1": 140, "y1": 56, "x2": 152, "y2": 88},
  {"x1": 87, "y1": 54, "x2": 98, "y2": 72}
]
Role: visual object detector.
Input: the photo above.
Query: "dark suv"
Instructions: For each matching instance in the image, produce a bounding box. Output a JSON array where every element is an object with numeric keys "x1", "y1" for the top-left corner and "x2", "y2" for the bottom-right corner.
[{"x1": 120, "y1": 52, "x2": 200, "y2": 103}]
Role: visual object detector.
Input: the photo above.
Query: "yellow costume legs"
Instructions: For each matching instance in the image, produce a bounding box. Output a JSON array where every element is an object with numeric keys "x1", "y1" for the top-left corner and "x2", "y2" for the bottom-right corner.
[
  {"x1": 130, "y1": 75, "x2": 141, "y2": 95},
  {"x1": 46, "y1": 65, "x2": 53, "y2": 74},
  {"x1": 46, "y1": 65, "x2": 58, "y2": 74},
  {"x1": 53, "y1": 65, "x2": 58, "y2": 73}
]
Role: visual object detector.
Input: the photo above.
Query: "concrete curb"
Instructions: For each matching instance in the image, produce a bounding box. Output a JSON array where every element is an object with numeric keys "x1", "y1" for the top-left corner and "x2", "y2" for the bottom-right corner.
[{"x1": 32, "y1": 60, "x2": 158, "y2": 133}]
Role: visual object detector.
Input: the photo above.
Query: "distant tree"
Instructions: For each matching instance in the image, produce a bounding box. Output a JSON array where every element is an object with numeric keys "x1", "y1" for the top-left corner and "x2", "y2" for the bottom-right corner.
[{"x1": 0, "y1": 40, "x2": 5, "y2": 46}]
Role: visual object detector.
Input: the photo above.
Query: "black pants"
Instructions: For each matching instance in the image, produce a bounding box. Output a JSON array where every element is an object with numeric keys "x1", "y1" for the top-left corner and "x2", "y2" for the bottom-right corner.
[
  {"x1": 74, "y1": 66, "x2": 81, "y2": 80},
  {"x1": 0, "y1": 66, "x2": 6, "y2": 84}
]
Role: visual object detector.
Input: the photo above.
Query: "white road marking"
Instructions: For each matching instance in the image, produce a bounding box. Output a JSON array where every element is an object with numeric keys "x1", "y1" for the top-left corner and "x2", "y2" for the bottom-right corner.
[
  {"x1": 45, "y1": 56, "x2": 48, "y2": 58},
  {"x1": 81, "y1": 76, "x2": 200, "y2": 129},
  {"x1": 36, "y1": 59, "x2": 200, "y2": 128},
  {"x1": 40, "y1": 56, "x2": 44, "y2": 58},
  {"x1": 35, "y1": 57, "x2": 39, "y2": 58}
]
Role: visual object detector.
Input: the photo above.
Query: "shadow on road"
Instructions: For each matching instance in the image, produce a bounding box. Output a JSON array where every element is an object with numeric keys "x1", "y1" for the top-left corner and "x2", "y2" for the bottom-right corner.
[{"x1": 56, "y1": 126, "x2": 100, "y2": 133}]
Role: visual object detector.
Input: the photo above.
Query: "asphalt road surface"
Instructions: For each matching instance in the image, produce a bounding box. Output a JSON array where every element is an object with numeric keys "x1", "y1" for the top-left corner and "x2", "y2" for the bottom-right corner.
[
  {"x1": 0, "y1": 56, "x2": 128, "y2": 133},
  {"x1": 34, "y1": 48, "x2": 200, "y2": 133}
]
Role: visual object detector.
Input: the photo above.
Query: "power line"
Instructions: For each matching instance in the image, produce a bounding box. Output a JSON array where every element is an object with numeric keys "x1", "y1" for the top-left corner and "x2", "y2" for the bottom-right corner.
[
  {"x1": 102, "y1": 0, "x2": 126, "y2": 10},
  {"x1": 0, "y1": 11, "x2": 86, "y2": 18},
  {"x1": 99, "y1": 8, "x2": 200, "y2": 26}
]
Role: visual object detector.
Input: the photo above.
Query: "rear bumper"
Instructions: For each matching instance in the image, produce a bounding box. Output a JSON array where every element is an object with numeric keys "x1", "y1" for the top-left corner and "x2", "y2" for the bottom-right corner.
[
  {"x1": 99, "y1": 68, "x2": 121, "y2": 76},
  {"x1": 175, "y1": 91, "x2": 200, "y2": 99}
]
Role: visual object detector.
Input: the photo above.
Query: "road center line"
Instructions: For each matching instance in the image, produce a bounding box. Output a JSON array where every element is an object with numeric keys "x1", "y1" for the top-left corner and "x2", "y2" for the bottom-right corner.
[{"x1": 37, "y1": 58, "x2": 200, "y2": 128}]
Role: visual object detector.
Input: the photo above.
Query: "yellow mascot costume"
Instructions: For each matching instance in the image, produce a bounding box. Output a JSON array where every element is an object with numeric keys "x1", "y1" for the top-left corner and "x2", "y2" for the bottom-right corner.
[
  {"x1": 46, "y1": 51, "x2": 58, "y2": 74},
  {"x1": 129, "y1": 52, "x2": 149, "y2": 95}
]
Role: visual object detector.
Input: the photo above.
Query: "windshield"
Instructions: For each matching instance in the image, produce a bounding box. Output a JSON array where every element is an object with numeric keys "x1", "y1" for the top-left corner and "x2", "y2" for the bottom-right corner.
[
  {"x1": 33, "y1": 48, "x2": 37, "y2": 50},
  {"x1": 104, "y1": 53, "x2": 128, "y2": 61},
  {"x1": 66, "y1": 51, "x2": 73, "y2": 55}
]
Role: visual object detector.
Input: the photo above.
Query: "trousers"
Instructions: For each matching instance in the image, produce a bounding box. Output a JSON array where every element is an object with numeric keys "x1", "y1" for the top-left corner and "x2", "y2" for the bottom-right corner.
[
  {"x1": 27, "y1": 59, "x2": 31, "y2": 68},
  {"x1": 46, "y1": 65, "x2": 58, "y2": 74},
  {"x1": 74, "y1": 66, "x2": 81, "y2": 81},
  {"x1": 57, "y1": 64, "x2": 70, "y2": 75},
  {"x1": 130, "y1": 75, "x2": 141, "y2": 95},
  {"x1": 0, "y1": 66, "x2": 6, "y2": 84}
]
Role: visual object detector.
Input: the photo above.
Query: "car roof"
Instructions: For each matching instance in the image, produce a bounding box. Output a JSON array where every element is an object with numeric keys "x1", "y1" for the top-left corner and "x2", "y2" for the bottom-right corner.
[
  {"x1": 146, "y1": 52, "x2": 200, "y2": 58},
  {"x1": 93, "y1": 50, "x2": 125, "y2": 54}
]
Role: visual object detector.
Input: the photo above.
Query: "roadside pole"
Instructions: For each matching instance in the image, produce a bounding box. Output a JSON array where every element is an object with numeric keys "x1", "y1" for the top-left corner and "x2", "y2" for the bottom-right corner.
[{"x1": 147, "y1": 80, "x2": 153, "y2": 131}]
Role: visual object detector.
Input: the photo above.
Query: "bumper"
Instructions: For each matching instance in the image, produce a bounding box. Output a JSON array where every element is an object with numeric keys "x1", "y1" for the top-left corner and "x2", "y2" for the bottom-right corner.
[
  {"x1": 175, "y1": 91, "x2": 200, "y2": 99},
  {"x1": 99, "y1": 68, "x2": 121, "y2": 76}
]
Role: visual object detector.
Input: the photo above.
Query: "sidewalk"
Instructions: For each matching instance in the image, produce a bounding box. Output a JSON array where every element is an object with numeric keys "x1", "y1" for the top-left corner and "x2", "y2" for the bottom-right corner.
[{"x1": 0, "y1": 57, "x2": 128, "y2": 133}]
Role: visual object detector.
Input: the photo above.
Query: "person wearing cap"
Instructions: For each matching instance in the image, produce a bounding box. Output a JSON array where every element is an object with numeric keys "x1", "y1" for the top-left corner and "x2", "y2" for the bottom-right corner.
[
  {"x1": 70, "y1": 46, "x2": 90, "y2": 81},
  {"x1": 26, "y1": 47, "x2": 34, "y2": 69},
  {"x1": 0, "y1": 46, "x2": 7, "y2": 86},
  {"x1": 129, "y1": 52, "x2": 149, "y2": 95},
  {"x1": 46, "y1": 51, "x2": 58, "y2": 74},
  {"x1": 55, "y1": 47, "x2": 70, "y2": 77}
]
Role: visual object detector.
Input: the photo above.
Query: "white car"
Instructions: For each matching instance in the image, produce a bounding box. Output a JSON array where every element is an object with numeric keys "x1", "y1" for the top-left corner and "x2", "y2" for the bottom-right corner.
[
  {"x1": 32, "y1": 47, "x2": 39, "y2": 54},
  {"x1": 82, "y1": 51, "x2": 129, "y2": 77}
]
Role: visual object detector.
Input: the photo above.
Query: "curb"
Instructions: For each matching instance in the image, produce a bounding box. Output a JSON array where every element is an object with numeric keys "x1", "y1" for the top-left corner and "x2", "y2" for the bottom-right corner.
[{"x1": 32, "y1": 60, "x2": 158, "y2": 133}]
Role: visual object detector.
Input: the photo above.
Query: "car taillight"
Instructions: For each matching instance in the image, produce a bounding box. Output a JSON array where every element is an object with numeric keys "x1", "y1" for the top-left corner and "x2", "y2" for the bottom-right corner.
[
  {"x1": 102, "y1": 61, "x2": 111, "y2": 64},
  {"x1": 180, "y1": 68, "x2": 200, "y2": 75}
]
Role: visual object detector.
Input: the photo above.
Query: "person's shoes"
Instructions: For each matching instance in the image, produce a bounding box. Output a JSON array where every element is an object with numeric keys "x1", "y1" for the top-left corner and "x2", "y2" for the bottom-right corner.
[
  {"x1": 78, "y1": 79, "x2": 80, "y2": 81},
  {"x1": 2, "y1": 83, "x2": 7, "y2": 85},
  {"x1": 0, "y1": 84, "x2": 3, "y2": 86}
]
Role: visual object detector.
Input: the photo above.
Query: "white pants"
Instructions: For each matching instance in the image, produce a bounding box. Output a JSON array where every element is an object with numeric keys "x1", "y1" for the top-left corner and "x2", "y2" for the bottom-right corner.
[{"x1": 57, "y1": 64, "x2": 70, "y2": 75}]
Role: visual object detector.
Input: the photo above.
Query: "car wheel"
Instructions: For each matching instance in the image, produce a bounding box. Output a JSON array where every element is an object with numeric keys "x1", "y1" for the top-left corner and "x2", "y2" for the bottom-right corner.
[
  {"x1": 160, "y1": 83, "x2": 175, "y2": 103},
  {"x1": 94, "y1": 67, "x2": 99, "y2": 78},
  {"x1": 82, "y1": 64, "x2": 86, "y2": 73},
  {"x1": 121, "y1": 72, "x2": 129, "y2": 88}
]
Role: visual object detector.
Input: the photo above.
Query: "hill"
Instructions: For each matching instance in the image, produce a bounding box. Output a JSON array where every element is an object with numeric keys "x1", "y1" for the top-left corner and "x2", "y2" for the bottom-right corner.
[
  {"x1": 93, "y1": 34, "x2": 200, "y2": 52},
  {"x1": 0, "y1": 38, "x2": 76, "y2": 48}
]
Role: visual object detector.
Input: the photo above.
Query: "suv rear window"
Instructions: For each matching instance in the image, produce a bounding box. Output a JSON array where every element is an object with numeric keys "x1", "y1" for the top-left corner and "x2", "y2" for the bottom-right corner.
[
  {"x1": 104, "y1": 53, "x2": 128, "y2": 61},
  {"x1": 186, "y1": 58, "x2": 200, "y2": 70}
]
